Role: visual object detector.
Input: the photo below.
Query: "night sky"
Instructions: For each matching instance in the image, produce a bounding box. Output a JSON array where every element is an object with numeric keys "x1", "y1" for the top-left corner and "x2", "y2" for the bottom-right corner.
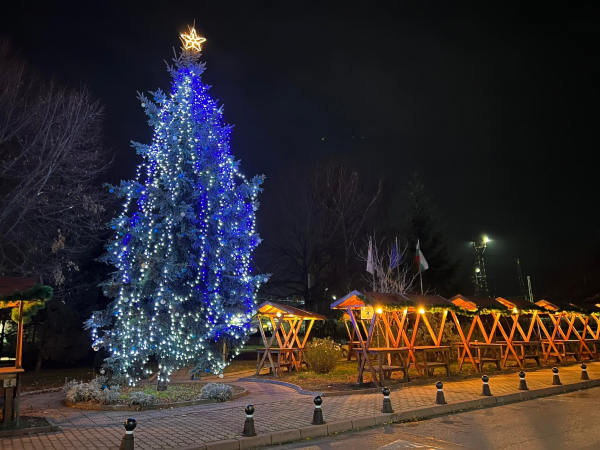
[{"x1": 2, "y1": 1, "x2": 599, "y2": 298}]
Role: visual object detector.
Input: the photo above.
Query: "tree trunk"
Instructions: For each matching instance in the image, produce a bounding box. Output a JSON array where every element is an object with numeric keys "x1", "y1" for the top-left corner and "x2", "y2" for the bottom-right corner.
[
  {"x1": 35, "y1": 349, "x2": 44, "y2": 372},
  {"x1": 0, "y1": 318, "x2": 6, "y2": 358},
  {"x1": 156, "y1": 368, "x2": 168, "y2": 391},
  {"x1": 34, "y1": 336, "x2": 47, "y2": 372}
]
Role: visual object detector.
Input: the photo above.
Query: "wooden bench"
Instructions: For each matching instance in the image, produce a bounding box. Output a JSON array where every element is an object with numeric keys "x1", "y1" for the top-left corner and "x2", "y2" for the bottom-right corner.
[
  {"x1": 356, "y1": 347, "x2": 410, "y2": 384},
  {"x1": 413, "y1": 346, "x2": 451, "y2": 379},
  {"x1": 542, "y1": 340, "x2": 580, "y2": 363},
  {"x1": 499, "y1": 341, "x2": 542, "y2": 367},
  {"x1": 256, "y1": 349, "x2": 294, "y2": 376}
]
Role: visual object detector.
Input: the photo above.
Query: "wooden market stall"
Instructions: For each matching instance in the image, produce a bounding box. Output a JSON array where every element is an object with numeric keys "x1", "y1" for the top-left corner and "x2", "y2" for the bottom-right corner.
[
  {"x1": 254, "y1": 301, "x2": 325, "y2": 377},
  {"x1": 493, "y1": 296, "x2": 548, "y2": 368},
  {"x1": 0, "y1": 277, "x2": 52, "y2": 426},
  {"x1": 448, "y1": 295, "x2": 508, "y2": 372},
  {"x1": 332, "y1": 291, "x2": 456, "y2": 387},
  {"x1": 449, "y1": 295, "x2": 545, "y2": 371},
  {"x1": 535, "y1": 300, "x2": 599, "y2": 362}
]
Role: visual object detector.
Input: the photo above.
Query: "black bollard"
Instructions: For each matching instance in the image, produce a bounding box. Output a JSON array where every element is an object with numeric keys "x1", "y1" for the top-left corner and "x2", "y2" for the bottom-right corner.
[
  {"x1": 518, "y1": 371, "x2": 528, "y2": 390},
  {"x1": 581, "y1": 363, "x2": 590, "y2": 381},
  {"x1": 481, "y1": 375, "x2": 492, "y2": 396},
  {"x1": 119, "y1": 418, "x2": 136, "y2": 450},
  {"x1": 435, "y1": 381, "x2": 446, "y2": 405},
  {"x1": 381, "y1": 387, "x2": 394, "y2": 413},
  {"x1": 552, "y1": 367, "x2": 562, "y2": 386},
  {"x1": 311, "y1": 396, "x2": 325, "y2": 425},
  {"x1": 242, "y1": 404, "x2": 257, "y2": 437}
]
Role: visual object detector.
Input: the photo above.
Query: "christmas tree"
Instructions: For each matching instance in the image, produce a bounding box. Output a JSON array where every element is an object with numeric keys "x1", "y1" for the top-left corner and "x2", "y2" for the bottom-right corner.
[{"x1": 88, "y1": 26, "x2": 266, "y2": 388}]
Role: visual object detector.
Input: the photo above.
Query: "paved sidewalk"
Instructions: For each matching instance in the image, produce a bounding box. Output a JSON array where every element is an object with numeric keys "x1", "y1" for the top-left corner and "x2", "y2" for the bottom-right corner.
[{"x1": 2, "y1": 363, "x2": 599, "y2": 449}]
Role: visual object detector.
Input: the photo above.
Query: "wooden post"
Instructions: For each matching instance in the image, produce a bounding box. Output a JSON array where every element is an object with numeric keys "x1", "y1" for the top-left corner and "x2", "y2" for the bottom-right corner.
[
  {"x1": 538, "y1": 313, "x2": 564, "y2": 364},
  {"x1": 492, "y1": 312, "x2": 523, "y2": 369},
  {"x1": 450, "y1": 312, "x2": 478, "y2": 372},
  {"x1": 15, "y1": 301, "x2": 24, "y2": 370},
  {"x1": 348, "y1": 307, "x2": 379, "y2": 386}
]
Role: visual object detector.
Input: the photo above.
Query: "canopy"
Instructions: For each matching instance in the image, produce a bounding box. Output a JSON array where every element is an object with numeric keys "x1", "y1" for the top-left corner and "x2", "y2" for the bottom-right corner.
[
  {"x1": 0, "y1": 276, "x2": 53, "y2": 322},
  {"x1": 448, "y1": 294, "x2": 504, "y2": 312},
  {"x1": 331, "y1": 290, "x2": 452, "y2": 312},
  {"x1": 496, "y1": 296, "x2": 544, "y2": 313},
  {"x1": 256, "y1": 301, "x2": 326, "y2": 320}
]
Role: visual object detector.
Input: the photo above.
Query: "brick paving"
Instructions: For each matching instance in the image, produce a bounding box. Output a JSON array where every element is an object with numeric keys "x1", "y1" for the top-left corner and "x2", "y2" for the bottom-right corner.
[{"x1": 2, "y1": 362, "x2": 599, "y2": 449}]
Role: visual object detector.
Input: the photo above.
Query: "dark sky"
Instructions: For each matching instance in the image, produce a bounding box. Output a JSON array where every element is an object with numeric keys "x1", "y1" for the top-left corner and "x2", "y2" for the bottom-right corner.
[{"x1": 2, "y1": 1, "x2": 599, "y2": 298}]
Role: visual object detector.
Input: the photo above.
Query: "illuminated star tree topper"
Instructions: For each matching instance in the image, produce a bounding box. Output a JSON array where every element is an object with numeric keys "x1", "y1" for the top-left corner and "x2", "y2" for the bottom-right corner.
[
  {"x1": 180, "y1": 22, "x2": 207, "y2": 52},
  {"x1": 88, "y1": 25, "x2": 268, "y2": 389}
]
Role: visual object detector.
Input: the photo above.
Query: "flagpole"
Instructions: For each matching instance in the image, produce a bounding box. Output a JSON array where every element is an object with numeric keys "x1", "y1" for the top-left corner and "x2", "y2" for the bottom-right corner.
[
  {"x1": 419, "y1": 263, "x2": 423, "y2": 295},
  {"x1": 395, "y1": 237, "x2": 400, "y2": 278}
]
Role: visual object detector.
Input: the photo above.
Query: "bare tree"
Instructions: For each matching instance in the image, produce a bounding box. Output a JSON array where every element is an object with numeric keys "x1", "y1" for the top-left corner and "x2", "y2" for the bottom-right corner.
[
  {"x1": 263, "y1": 161, "x2": 383, "y2": 312},
  {"x1": 357, "y1": 235, "x2": 419, "y2": 295},
  {"x1": 0, "y1": 39, "x2": 111, "y2": 286}
]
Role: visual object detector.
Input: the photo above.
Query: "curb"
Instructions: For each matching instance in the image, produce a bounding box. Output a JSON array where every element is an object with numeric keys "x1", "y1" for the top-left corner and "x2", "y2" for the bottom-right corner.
[
  {"x1": 238, "y1": 377, "x2": 407, "y2": 397},
  {"x1": 21, "y1": 387, "x2": 63, "y2": 397},
  {"x1": 64, "y1": 386, "x2": 248, "y2": 411},
  {"x1": 238, "y1": 378, "x2": 323, "y2": 396},
  {"x1": 240, "y1": 359, "x2": 600, "y2": 397},
  {"x1": 189, "y1": 377, "x2": 600, "y2": 450}
]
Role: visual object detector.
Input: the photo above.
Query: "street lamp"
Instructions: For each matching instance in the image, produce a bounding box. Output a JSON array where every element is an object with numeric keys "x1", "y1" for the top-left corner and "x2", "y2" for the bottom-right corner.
[{"x1": 472, "y1": 234, "x2": 491, "y2": 297}]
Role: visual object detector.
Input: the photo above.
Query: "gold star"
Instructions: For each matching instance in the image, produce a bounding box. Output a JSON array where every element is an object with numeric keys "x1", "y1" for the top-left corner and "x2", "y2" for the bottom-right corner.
[{"x1": 180, "y1": 24, "x2": 206, "y2": 52}]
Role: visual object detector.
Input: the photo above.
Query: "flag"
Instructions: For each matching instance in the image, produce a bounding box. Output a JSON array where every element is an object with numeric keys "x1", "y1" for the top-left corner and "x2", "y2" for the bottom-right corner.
[
  {"x1": 415, "y1": 240, "x2": 429, "y2": 271},
  {"x1": 366, "y1": 239, "x2": 374, "y2": 274},
  {"x1": 390, "y1": 239, "x2": 401, "y2": 269}
]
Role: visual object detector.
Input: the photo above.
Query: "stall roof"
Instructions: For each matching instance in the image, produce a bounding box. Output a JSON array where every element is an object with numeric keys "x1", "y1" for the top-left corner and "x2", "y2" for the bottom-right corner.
[
  {"x1": 536, "y1": 299, "x2": 592, "y2": 314},
  {"x1": 495, "y1": 296, "x2": 543, "y2": 311},
  {"x1": 331, "y1": 291, "x2": 451, "y2": 311},
  {"x1": 256, "y1": 301, "x2": 326, "y2": 320},
  {"x1": 448, "y1": 294, "x2": 501, "y2": 311},
  {"x1": 0, "y1": 276, "x2": 42, "y2": 296},
  {"x1": 535, "y1": 299, "x2": 560, "y2": 312}
]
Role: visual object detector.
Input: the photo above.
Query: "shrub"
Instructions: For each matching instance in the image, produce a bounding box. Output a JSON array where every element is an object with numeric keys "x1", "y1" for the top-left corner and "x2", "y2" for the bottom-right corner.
[
  {"x1": 62, "y1": 379, "x2": 80, "y2": 393},
  {"x1": 127, "y1": 391, "x2": 157, "y2": 407},
  {"x1": 66, "y1": 382, "x2": 101, "y2": 403},
  {"x1": 98, "y1": 386, "x2": 121, "y2": 405},
  {"x1": 64, "y1": 376, "x2": 110, "y2": 403},
  {"x1": 200, "y1": 383, "x2": 233, "y2": 402},
  {"x1": 108, "y1": 373, "x2": 129, "y2": 387},
  {"x1": 304, "y1": 337, "x2": 342, "y2": 374}
]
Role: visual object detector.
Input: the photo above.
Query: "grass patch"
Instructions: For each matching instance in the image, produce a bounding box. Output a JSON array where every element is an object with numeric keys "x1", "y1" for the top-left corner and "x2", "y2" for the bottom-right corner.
[
  {"x1": 223, "y1": 359, "x2": 257, "y2": 374},
  {"x1": 261, "y1": 358, "x2": 535, "y2": 392},
  {"x1": 120, "y1": 383, "x2": 243, "y2": 404},
  {"x1": 21, "y1": 367, "x2": 95, "y2": 392}
]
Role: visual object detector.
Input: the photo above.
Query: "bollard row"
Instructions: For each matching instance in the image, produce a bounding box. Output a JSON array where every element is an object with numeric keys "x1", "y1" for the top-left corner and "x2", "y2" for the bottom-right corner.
[
  {"x1": 243, "y1": 404, "x2": 257, "y2": 436},
  {"x1": 481, "y1": 375, "x2": 492, "y2": 396},
  {"x1": 119, "y1": 365, "x2": 596, "y2": 448},
  {"x1": 312, "y1": 396, "x2": 325, "y2": 425},
  {"x1": 435, "y1": 381, "x2": 446, "y2": 404},
  {"x1": 552, "y1": 367, "x2": 562, "y2": 386},
  {"x1": 518, "y1": 371, "x2": 528, "y2": 390},
  {"x1": 381, "y1": 387, "x2": 394, "y2": 413},
  {"x1": 581, "y1": 363, "x2": 590, "y2": 380},
  {"x1": 119, "y1": 418, "x2": 137, "y2": 450}
]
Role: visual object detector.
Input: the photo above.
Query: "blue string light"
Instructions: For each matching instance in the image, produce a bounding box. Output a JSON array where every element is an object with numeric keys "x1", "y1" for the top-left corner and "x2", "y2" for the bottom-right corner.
[{"x1": 88, "y1": 34, "x2": 267, "y2": 386}]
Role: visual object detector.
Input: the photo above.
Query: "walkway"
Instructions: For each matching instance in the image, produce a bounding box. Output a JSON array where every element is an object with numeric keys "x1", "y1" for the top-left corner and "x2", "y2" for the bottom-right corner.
[{"x1": 2, "y1": 363, "x2": 600, "y2": 449}]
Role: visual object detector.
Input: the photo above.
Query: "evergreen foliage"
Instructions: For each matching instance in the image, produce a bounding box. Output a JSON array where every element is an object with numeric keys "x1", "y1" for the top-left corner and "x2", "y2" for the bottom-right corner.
[
  {"x1": 87, "y1": 38, "x2": 267, "y2": 386},
  {"x1": 403, "y1": 173, "x2": 458, "y2": 296}
]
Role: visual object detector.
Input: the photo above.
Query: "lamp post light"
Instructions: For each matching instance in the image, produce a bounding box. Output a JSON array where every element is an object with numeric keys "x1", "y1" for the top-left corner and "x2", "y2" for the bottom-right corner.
[{"x1": 473, "y1": 235, "x2": 490, "y2": 297}]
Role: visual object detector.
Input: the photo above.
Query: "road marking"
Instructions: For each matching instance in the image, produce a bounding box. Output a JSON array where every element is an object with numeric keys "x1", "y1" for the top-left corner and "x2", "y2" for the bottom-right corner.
[{"x1": 378, "y1": 439, "x2": 441, "y2": 449}]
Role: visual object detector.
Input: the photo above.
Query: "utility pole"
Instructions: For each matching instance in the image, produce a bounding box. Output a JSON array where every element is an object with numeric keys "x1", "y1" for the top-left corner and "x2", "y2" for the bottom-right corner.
[
  {"x1": 527, "y1": 276, "x2": 534, "y2": 303},
  {"x1": 516, "y1": 258, "x2": 527, "y2": 299},
  {"x1": 472, "y1": 235, "x2": 490, "y2": 297}
]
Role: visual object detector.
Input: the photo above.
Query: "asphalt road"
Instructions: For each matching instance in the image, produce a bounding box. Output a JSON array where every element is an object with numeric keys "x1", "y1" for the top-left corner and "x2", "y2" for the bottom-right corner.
[{"x1": 279, "y1": 388, "x2": 600, "y2": 450}]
